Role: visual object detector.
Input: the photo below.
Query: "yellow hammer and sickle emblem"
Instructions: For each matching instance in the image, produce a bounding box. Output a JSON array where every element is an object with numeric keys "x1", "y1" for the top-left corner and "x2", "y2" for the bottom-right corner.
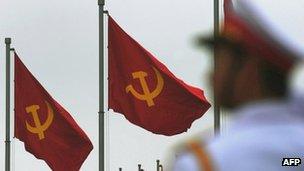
[
  {"x1": 25, "y1": 101, "x2": 54, "y2": 140},
  {"x1": 126, "y1": 67, "x2": 164, "y2": 107}
]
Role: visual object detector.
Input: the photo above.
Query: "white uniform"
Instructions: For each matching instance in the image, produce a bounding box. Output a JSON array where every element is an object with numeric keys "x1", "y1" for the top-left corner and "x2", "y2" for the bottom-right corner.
[{"x1": 173, "y1": 95, "x2": 304, "y2": 171}]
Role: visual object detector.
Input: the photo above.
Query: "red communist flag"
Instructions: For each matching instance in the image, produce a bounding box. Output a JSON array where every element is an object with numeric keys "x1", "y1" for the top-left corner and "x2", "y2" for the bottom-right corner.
[
  {"x1": 108, "y1": 16, "x2": 211, "y2": 136},
  {"x1": 14, "y1": 53, "x2": 93, "y2": 171}
]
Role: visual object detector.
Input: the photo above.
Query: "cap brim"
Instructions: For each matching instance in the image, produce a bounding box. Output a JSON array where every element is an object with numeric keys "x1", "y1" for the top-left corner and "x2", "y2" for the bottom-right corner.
[
  {"x1": 196, "y1": 34, "x2": 240, "y2": 50},
  {"x1": 196, "y1": 35, "x2": 215, "y2": 49}
]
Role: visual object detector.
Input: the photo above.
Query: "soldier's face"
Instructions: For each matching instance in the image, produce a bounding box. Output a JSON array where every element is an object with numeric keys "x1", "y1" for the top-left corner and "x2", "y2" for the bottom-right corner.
[
  {"x1": 212, "y1": 46, "x2": 239, "y2": 108},
  {"x1": 212, "y1": 46, "x2": 262, "y2": 109}
]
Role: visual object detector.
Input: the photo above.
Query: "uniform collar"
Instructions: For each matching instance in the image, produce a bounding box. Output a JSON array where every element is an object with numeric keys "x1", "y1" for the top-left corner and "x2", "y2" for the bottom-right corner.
[{"x1": 228, "y1": 94, "x2": 304, "y2": 131}]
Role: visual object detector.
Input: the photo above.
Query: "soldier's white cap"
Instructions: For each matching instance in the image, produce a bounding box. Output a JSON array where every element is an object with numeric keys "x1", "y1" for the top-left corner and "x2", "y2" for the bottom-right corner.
[
  {"x1": 202, "y1": 0, "x2": 304, "y2": 71},
  {"x1": 233, "y1": 0, "x2": 304, "y2": 59}
]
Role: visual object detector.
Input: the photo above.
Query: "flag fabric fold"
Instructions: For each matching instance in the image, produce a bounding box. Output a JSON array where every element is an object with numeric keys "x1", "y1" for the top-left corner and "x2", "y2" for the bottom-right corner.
[
  {"x1": 14, "y1": 52, "x2": 93, "y2": 171},
  {"x1": 108, "y1": 16, "x2": 211, "y2": 136}
]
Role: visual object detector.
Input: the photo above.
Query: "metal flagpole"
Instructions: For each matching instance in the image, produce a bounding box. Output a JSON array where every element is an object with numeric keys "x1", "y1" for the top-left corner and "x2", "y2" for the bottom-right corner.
[
  {"x1": 98, "y1": 0, "x2": 105, "y2": 171},
  {"x1": 214, "y1": 0, "x2": 221, "y2": 135},
  {"x1": 5, "y1": 37, "x2": 12, "y2": 171}
]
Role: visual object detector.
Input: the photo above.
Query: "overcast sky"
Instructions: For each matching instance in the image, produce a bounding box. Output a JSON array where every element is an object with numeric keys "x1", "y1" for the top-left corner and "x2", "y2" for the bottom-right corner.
[{"x1": 1, "y1": 0, "x2": 304, "y2": 170}]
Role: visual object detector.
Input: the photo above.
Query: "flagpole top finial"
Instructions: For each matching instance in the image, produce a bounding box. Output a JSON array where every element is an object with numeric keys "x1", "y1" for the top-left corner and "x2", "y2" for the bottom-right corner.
[
  {"x1": 5, "y1": 38, "x2": 11, "y2": 44},
  {"x1": 98, "y1": 0, "x2": 105, "y2": 5}
]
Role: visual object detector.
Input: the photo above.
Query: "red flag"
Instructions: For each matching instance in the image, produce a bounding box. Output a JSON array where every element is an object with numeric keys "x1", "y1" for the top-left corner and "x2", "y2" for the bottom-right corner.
[
  {"x1": 108, "y1": 16, "x2": 211, "y2": 136},
  {"x1": 14, "y1": 53, "x2": 93, "y2": 171}
]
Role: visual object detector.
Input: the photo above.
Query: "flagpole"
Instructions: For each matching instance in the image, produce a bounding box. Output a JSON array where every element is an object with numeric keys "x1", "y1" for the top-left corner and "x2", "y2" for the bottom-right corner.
[
  {"x1": 98, "y1": 0, "x2": 105, "y2": 171},
  {"x1": 214, "y1": 0, "x2": 221, "y2": 135},
  {"x1": 5, "y1": 37, "x2": 12, "y2": 171}
]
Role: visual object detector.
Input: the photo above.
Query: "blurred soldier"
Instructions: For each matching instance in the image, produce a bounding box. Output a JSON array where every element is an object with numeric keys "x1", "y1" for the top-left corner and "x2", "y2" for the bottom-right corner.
[{"x1": 172, "y1": 0, "x2": 304, "y2": 170}]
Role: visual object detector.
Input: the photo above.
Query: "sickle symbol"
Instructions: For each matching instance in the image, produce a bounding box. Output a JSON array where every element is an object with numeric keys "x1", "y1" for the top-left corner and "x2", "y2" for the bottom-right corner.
[
  {"x1": 25, "y1": 101, "x2": 54, "y2": 140},
  {"x1": 126, "y1": 67, "x2": 164, "y2": 107}
]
